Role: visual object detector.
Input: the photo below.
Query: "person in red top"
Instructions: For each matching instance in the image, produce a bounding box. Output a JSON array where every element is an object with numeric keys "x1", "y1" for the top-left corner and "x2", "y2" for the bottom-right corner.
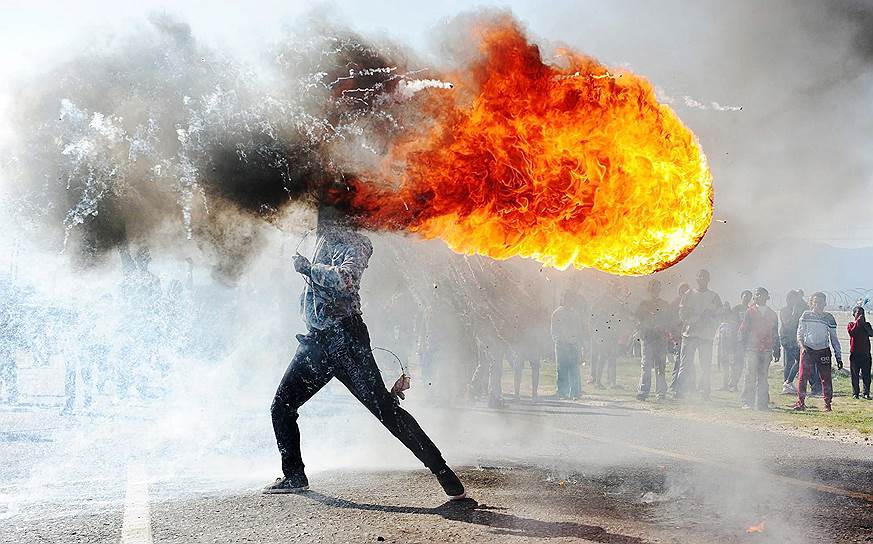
[
  {"x1": 847, "y1": 306, "x2": 873, "y2": 400},
  {"x1": 738, "y1": 287, "x2": 780, "y2": 410}
]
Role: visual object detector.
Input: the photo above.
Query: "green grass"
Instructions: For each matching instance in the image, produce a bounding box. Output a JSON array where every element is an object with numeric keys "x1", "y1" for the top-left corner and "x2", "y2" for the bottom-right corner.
[{"x1": 503, "y1": 354, "x2": 873, "y2": 437}]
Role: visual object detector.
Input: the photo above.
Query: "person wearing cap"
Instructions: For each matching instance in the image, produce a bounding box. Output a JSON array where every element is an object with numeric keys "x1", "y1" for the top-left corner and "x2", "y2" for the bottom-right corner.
[{"x1": 737, "y1": 287, "x2": 780, "y2": 410}]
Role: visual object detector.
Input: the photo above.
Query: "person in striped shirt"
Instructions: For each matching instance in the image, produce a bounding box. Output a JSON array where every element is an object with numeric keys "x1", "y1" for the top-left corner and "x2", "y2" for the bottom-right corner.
[{"x1": 793, "y1": 292, "x2": 843, "y2": 412}]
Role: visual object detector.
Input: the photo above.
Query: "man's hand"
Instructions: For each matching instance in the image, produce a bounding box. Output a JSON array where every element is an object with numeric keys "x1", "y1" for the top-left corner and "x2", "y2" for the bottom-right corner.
[
  {"x1": 836, "y1": 358, "x2": 843, "y2": 370},
  {"x1": 292, "y1": 254, "x2": 312, "y2": 276},
  {"x1": 391, "y1": 374, "x2": 411, "y2": 401},
  {"x1": 773, "y1": 350, "x2": 781, "y2": 363}
]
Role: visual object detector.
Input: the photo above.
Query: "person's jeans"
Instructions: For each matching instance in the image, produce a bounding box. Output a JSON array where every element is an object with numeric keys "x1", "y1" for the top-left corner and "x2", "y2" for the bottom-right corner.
[
  {"x1": 639, "y1": 338, "x2": 667, "y2": 398},
  {"x1": 850, "y1": 353, "x2": 872, "y2": 397},
  {"x1": 797, "y1": 347, "x2": 833, "y2": 406},
  {"x1": 677, "y1": 336, "x2": 713, "y2": 397},
  {"x1": 555, "y1": 342, "x2": 581, "y2": 398},
  {"x1": 271, "y1": 315, "x2": 447, "y2": 477},
  {"x1": 782, "y1": 344, "x2": 800, "y2": 383},
  {"x1": 741, "y1": 350, "x2": 771, "y2": 409}
]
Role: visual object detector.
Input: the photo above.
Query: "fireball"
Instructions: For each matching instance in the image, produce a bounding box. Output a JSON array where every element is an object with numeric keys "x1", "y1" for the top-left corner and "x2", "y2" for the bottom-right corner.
[{"x1": 347, "y1": 17, "x2": 713, "y2": 276}]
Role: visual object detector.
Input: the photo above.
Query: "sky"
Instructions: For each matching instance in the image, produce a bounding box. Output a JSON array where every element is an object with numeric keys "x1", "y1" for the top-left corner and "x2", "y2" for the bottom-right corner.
[{"x1": 1, "y1": 0, "x2": 872, "y2": 257}]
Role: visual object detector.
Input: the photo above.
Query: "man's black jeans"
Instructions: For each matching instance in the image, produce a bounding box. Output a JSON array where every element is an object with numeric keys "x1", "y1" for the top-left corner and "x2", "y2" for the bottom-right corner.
[{"x1": 271, "y1": 315, "x2": 447, "y2": 477}]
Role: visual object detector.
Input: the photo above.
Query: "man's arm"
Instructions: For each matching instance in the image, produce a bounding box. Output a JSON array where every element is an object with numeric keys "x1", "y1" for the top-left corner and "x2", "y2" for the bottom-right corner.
[
  {"x1": 827, "y1": 317, "x2": 843, "y2": 365},
  {"x1": 737, "y1": 307, "x2": 751, "y2": 350},
  {"x1": 796, "y1": 314, "x2": 806, "y2": 349},
  {"x1": 771, "y1": 311, "x2": 780, "y2": 360}
]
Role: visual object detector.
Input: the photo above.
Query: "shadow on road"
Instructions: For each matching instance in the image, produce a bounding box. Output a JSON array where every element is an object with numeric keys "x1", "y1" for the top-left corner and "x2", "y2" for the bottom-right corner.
[{"x1": 303, "y1": 492, "x2": 646, "y2": 543}]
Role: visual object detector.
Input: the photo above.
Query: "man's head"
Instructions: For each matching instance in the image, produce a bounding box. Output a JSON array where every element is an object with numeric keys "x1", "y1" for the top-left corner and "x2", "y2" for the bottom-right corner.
[
  {"x1": 785, "y1": 289, "x2": 798, "y2": 305},
  {"x1": 752, "y1": 287, "x2": 770, "y2": 307},
  {"x1": 740, "y1": 289, "x2": 753, "y2": 306},
  {"x1": 678, "y1": 283, "x2": 691, "y2": 297},
  {"x1": 853, "y1": 306, "x2": 866, "y2": 320},
  {"x1": 696, "y1": 269, "x2": 710, "y2": 290},
  {"x1": 810, "y1": 292, "x2": 827, "y2": 313},
  {"x1": 647, "y1": 279, "x2": 662, "y2": 299}
]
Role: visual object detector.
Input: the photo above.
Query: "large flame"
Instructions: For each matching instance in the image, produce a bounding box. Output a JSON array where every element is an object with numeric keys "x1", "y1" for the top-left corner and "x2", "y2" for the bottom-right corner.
[{"x1": 347, "y1": 18, "x2": 713, "y2": 275}]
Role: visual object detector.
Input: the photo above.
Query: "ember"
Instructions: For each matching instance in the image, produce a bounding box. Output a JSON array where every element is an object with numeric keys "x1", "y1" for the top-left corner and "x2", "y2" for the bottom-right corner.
[
  {"x1": 346, "y1": 16, "x2": 713, "y2": 275},
  {"x1": 746, "y1": 521, "x2": 765, "y2": 533}
]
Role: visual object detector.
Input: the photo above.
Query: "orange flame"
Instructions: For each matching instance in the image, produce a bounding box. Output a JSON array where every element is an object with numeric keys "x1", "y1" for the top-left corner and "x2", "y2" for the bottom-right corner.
[
  {"x1": 348, "y1": 17, "x2": 713, "y2": 276},
  {"x1": 747, "y1": 521, "x2": 765, "y2": 533}
]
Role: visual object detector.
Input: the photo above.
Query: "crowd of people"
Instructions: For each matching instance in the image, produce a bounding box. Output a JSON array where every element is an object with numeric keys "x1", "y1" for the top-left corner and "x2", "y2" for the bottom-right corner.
[{"x1": 538, "y1": 269, "x2": 872, "y2": 412}]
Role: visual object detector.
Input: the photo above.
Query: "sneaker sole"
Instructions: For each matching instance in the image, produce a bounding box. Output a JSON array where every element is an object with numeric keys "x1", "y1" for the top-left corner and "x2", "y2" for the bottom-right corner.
[
  {"x1": 263, "y1": 485, "x2": 310, "y2": 495},
  {"x1": 447, "y1": 492, "x2": 467, "y2": 501}
]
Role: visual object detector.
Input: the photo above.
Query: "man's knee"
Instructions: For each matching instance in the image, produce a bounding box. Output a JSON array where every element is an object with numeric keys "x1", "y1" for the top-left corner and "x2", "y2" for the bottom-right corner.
[{"x1": 271, "y1": 394, "x2": 300, "y2": 419}]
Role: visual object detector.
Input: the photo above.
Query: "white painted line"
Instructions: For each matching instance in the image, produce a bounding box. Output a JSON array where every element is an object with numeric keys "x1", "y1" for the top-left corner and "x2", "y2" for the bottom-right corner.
[{"x1": 121, "y1": 463, "x2": 153, "y2": 544}]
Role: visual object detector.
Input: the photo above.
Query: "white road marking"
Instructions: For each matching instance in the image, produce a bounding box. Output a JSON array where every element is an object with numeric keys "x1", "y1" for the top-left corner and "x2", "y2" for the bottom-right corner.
[{"x1": 121, "y1": 463, "x2": 153, "y2": 544}]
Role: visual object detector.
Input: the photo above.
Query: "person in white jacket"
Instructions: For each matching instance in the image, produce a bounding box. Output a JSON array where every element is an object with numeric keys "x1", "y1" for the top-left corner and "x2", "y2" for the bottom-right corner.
[{"x1": 794, "y1": 292, "x2": 842, "y2": 411}]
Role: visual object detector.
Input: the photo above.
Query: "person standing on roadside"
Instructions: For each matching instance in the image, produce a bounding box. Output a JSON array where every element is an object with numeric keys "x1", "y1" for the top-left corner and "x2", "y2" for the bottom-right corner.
[
  {"x1": 779, "y1": 290, "x2": 804, "y2": 395},
  {"x1": 794, "y1": 292, "x2": 842, "y2": 412},
  {"x1": 668, "y1": 283, "x2": 690, "y2": 392},
  {"x1": 847, "y1": 306, "x2": 873, "y2": 400},
  {"x1": 723, "y1": 290, "x2": 752, "y2": 392},
  {"x1": 635, "y1": 279, "x2": 670, "y2": 401},
  {"x1": 676, "y1": 269, "x2": 723, "y2": 400},
  {"x1": 738, "y1": 288, "x2": 780, "y2": 410}
]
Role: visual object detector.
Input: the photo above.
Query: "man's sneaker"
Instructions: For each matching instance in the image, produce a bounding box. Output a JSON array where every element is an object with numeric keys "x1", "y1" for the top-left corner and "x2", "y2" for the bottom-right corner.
[
  {"x1": 435, "y1": 467, "x2": 466, "y2": 500},
  {"x1": 864, "y1": 394, "x2": 872, "y2": 400},
  {"x1": 792, "y1": 402, "x2": 805, "y2": 411},
  {"x1": 853, "y1": 394, "x2": 860, "y2": 399},
  {"x1": 636, "y1": 393, "x2": 647, "y2": 401},
  {"x1": 823, "y1": 404, "x2": 832, "y2": 412},
  {"x1": 780, "y1": 382, "x2": 794, "y2": 395},
  {"x1": 263, "y1": 473, "x2": 309, "y2": 494}
]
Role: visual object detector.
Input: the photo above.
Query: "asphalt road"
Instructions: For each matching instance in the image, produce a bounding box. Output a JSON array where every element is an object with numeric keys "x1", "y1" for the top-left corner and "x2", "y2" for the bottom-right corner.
[{"x1": 2, "y1": 388, "x2": 872, "y2": 544}]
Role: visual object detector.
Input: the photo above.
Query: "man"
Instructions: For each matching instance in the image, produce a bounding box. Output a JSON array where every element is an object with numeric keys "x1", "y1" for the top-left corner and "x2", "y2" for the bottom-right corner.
[
  {"x1": 265, "y1": 205, "x2": 464, "y2": 499},
  {"x1": 118, "y1": 243, "x2": 162, "y2": 399},
  {"x1": 847, "y1": 306, "x2": 872, "y2": 400},
  {"x1": 668, "y1": 283, "x2": 690, "y2": 392},
  {"x1": 794, "y1": 292, "x2": 842, "y2": 411},
  {"x1": 722, "y1": 290, "x2": 752, "y2": 392},
  {"x1": 738, "y1": 288, "x2": 780, "y2": 410},
  {"x1": 635, "y1": 279, "x2": 670, "y2": 401},
  {"x1": 779, "y1": 290, "x2": 804, "y2": 395},
  {"x1": 551, "y1": 292, "x2": 584, "y2": 399},
  {"x1": 676, "y1": 269, "x2": 723, "y2": 400}
]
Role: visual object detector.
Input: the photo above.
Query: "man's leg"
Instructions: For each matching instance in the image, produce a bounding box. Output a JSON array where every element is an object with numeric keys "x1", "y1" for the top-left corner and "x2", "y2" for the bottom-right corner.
[
  {"x1": 512, "y1": 358, "x2": 523, "y2": 398},
  {"x1": 487, "y1": 350, "x2": 504, "y2": 407},
  {"x1": 271, "y1": 333, "x2": 334, "y2": 478},
  {"x1": 786, "y1": 346, "x2": 800, "y2": 384},
  {"x1": 819, "y1": 363, "x2": 833, "y2": 409},
  {"x1": 796, "y1": 349, "x2": 809, "y2": 407},
  {"x1": 530, "y1": 359, "x2": 540, "y2": 400},
  {"x1": 850, "y1": 356, "x2": 861, "y2": 397},
  {"x1": 606, "y1": 348, "x2": 617, "y2": 387},
  {"x1": 740, "y1": 351, "x2": 755, "y2": 407},
  {"x1": 755, "y1": 352, "x2": 770, "y2": 410},
  {"x1": 554, "y1": 343, "x2": 567, "y2": 398},
  {"x1": 334, "y1": 322, "x2": 447, "y2": 473},
  {"x1": 698, "y1": 340, "x2": 713, "y2": 398},
  {"x1": 638, "y1": 339, "x2": 653, "y2": 398},
  {"x1": 809, "y1": 361, "x2": 822, "y2": 395},
  {"x1": 862, "y1": 355, "x2": 872, "y2": 397},
  {"x1": 654, "y1": 342, "x2": 668, "y2": 398},
  {"x1": 568, "y1": 345, "x2": 582, "y2": 398},
  {"x1": 676, "y1": 337, "x2": 696, "y2": 398}
]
